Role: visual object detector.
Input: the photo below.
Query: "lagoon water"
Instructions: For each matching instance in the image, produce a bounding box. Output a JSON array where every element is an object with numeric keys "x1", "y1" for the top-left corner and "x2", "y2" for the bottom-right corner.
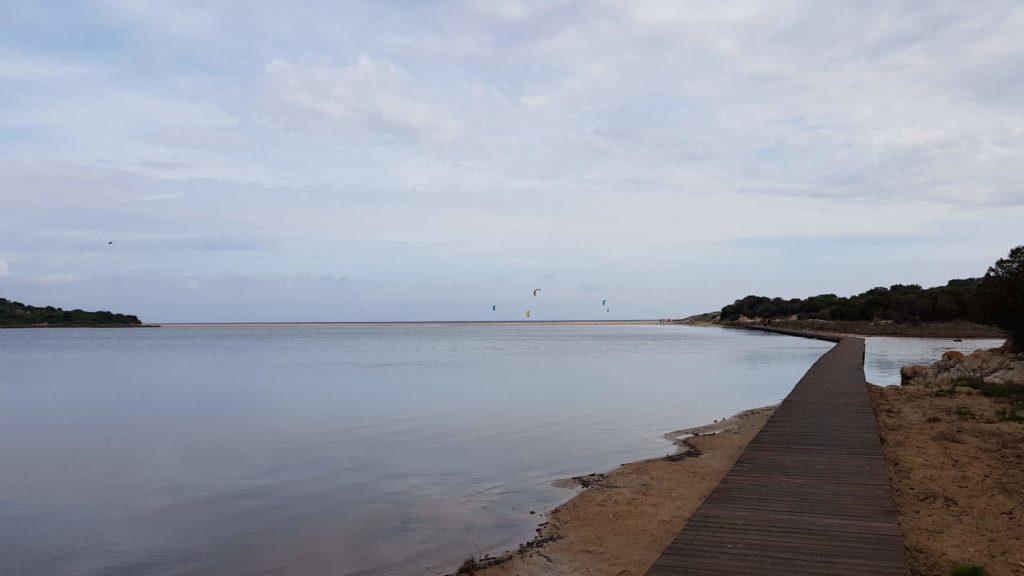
[
  {"x1": 0, "y1": 324, "x2": 970, "y2": 576},
  {"x1": 864, "y1": 336, "x2": 1006, "y2": 386}
]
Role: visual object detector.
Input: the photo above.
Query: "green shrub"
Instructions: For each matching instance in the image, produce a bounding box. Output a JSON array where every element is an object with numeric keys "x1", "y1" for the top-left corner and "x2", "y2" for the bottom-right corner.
[
  {"x1": 953, "y1": 377, "x2": 1024, "y2": 402},
  {"x1": 951, "y1": 565, "x2": 987, "y2": 576}
]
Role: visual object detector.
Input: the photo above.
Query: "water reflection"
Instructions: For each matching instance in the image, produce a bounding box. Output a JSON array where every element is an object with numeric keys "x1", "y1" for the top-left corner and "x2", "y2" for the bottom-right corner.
[{"x1": 0, "y1": 325, "x2": 830, "y2": 575}]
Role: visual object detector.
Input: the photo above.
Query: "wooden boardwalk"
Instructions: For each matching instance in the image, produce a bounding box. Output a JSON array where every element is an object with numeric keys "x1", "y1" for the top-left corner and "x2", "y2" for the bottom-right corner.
[{"x1": 646, "y1": 335, "x2": 910, "y2": 576}]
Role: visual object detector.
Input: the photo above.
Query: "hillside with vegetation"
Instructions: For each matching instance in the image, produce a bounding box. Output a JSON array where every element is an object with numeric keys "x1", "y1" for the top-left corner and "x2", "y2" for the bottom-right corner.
[
  {"x1": 0, "y1": 298, "x2": 141, "y2": 328},
  {"x1": 721, "y1": 279, "x2": 985, "y2": 325},
  {"x1": 715, "y1": 245, "x2": 1024, "y2": 344}
]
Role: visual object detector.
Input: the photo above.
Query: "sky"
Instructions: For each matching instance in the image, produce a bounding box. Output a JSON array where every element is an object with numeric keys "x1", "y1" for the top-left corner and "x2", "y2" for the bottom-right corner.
[{"x1": 1, "y1": 1, "x2": 1022, "y2": 322}]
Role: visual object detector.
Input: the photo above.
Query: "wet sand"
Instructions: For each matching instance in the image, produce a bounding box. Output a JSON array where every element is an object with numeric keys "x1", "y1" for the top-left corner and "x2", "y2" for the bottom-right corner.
[{"x1": 455, "y1": 406, "x2": 775, "y2": 576}]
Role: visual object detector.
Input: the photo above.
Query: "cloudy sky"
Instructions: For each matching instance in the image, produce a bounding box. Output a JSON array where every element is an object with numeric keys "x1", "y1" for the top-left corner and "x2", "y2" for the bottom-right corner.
[{"x1": 1, "y1": 1, "x2": 1022, "y2": 322}]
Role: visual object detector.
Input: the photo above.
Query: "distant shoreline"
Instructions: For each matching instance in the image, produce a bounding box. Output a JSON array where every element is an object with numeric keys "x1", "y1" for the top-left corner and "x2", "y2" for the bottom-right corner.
[
  {"x1": 673, "y1": 315, "x2": 1006, "y2": 339},
  {"x1": 0, "y1": 324, "x2": 159, "y2": 329},
  {"x1": 158, "y1": 320, "x2": 668, "y2": 328}
]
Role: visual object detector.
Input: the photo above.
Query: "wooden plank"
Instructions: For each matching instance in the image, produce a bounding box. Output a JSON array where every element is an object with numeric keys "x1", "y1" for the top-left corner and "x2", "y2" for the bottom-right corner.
[{"x1": 644, "y1": 335, "x2": 910, "y2": 575}]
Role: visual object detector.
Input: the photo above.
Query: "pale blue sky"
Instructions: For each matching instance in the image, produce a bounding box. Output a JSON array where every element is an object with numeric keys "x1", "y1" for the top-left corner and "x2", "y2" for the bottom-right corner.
[{"x1": 1, "y1": 1, "x2": 1022, "y2": 322}]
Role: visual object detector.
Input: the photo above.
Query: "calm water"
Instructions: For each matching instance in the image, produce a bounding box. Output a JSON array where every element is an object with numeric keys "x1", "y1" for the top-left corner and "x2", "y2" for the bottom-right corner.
[
  {"x1": 864, "y1": 336, "x2": 1005, "y2": 386},
  {"x1": 0, "y1": 324, "x2": 958, "y2": 576}
]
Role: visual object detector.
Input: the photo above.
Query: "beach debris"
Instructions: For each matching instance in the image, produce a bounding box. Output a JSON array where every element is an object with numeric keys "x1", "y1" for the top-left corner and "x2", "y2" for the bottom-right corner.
[
  {"x1": 533, "y1": 288, "x2": 541, "y2": 296},
  {"x1": 447, "y1": 533, "x2": 561, "y2": 575},
  {"x1": 453, "y1": 554, "x2": 504, "y2": 574},
  {"x1": 525, "y1": 310, "x2": 531, "y2": 319},
  {"x1": 602, "y1": 299, "x2": 607, "y2": 306},
  {"x1": 662, "y1": 446, "x2": 703, "y2": 461},
  {"x1": 107, "y1": 241, "x2": 113, "y2": 245},
  {"x1": 519, "y1": 533, "x2": 560, "y2": 552},
  {"x1": 568, "y1": 473, "x2": 606, "y2": 488},
  {"x1": 491, "y1": 305, "x2": 496, "y2": 311}
]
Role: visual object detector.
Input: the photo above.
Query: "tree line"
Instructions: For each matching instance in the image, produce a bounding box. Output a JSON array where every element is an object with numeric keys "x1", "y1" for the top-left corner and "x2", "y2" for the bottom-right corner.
[
  {"x1": 0, "y1": 298, "x2": 141, "y2": 327},
  {"x1": 720, "y1": 245, "x2": 1024, "y2": 349},
  {"x1": 720, "y1": 281, "x2": 982, "y2": 325}
]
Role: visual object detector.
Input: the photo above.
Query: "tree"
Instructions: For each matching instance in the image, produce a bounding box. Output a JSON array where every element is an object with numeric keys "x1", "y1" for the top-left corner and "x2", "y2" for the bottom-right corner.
[{"x1": 977, "y1": 245, "x2": 1024, "y2": 351}]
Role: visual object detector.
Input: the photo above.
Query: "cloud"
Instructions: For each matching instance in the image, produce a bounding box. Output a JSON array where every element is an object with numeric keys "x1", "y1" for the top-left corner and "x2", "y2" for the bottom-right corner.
[
  {"x1": 30, "y1": 274, "x2": 83, "y2": 287},
  {"x1": 2, "y1": 1, "x2": 1024, "y2": 320},
  {"x1": 263, "y1": 56, "x2": 458, "y2": 141},
  {"x1": 0, "y1": 261, "x2": 9, "y2": 278},
  {"x1": 0, "y1": 51, "x2": 95, "y2": 81},
  {"x1": 519, "y1": 93, "x2": 549, "y2": 109}
]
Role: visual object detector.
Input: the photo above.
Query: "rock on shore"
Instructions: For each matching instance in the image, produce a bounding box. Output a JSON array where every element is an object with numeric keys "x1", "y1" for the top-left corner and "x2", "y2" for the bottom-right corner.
[{"x1": 900, "y1": 343, "x2": 1024, "y2": 387}]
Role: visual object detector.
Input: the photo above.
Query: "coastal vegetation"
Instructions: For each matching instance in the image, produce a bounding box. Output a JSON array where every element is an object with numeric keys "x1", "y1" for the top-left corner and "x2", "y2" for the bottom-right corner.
[
  {"x1": 951, "y1": 566, "x2": 988, "y2": 576},
  {"x1": 721, "y1": 279, "x2": 983, "y2": 325},
  {"x1": 0, "y1": 297, "x2": 141, "y2": 327},
  {"x1": 975, "y1": 245, "x2": 1024, "y2": 350},
  {"x1": 719, "y1": 245, "x2": 1023, "y2": 345}
]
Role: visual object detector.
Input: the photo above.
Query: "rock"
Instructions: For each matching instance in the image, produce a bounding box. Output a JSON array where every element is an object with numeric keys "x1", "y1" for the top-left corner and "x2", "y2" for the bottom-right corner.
[
  {"x1": 986, "y1": 365, "x2": 1024, "y2": 386},
  {"x1": 947, "y1": 366, "x2": 975, "y2": 381},
  {"x1": 962, "y1": 349, "x2": 1012, "y2": 373},
  {"x1": 901, "y1": 364, "x2": 933, "y2": 384},
  {"x1": 900, "y1": 346, "x2": 1024, "y2": 388},
  {"x1": 941, "y1": 350, "x2": 966, "y2": 365}
]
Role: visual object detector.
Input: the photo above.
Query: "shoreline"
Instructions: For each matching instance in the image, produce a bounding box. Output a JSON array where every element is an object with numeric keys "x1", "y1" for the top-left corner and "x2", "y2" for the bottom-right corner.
[
  {"x1": 451, "y1": 405, "x2": 777, "y2": 575},
  {"x1": 676, "y1": 318, "x2": 1005, "y2": 339},
  {"x1": 0, "y1": 324, "x2": 158, "y2": 329}
]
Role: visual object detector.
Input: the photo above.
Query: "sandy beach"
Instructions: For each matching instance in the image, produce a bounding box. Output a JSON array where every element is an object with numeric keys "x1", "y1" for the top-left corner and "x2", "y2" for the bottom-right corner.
[
  {"x1": 452, "y1": 335, "x2": 1024, "y2": 576},
  {"x1": 454, "y1": 406, "x2": 775, "y2": 576},
  {"x1": 871, "y1": 384, "x2": 1024, "y2": 575}
]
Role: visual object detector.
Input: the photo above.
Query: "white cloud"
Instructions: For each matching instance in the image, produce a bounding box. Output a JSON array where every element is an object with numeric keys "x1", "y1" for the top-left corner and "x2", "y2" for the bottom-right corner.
[
  {"x1": 519, "y1": 93, "x2": 549, "y2": 109},
  {"x1": 30, "y1": 274, "x2": 83, "y2": 287},
  {"x1": 0, "y1": 51, "x2": 94, "y2": 81},
  {"x1": 0, "y1": 261, "x2": 9, "y2": 278},
  {"x1": 263, "y1": 56, "x2": 458, "y2": 142},
  {"x1": 3, "y1": 1, "x2": 1024, "y2": 320}
]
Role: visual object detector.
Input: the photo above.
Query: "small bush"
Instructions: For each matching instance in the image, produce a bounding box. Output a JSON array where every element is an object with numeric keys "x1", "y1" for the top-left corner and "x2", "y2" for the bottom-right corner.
[
  {"x1": 996, "y1": 404, "x2": 1024, "y2": 422},
  {"x1": 951, "y1": 565, "x2": 987, "y2": 576},
  {"x1": 954, "y1": 406, "x2": 974, "y2": 420},
  {"x1": 953, "y1": 377, "x2": 1024, "y2": 402}
]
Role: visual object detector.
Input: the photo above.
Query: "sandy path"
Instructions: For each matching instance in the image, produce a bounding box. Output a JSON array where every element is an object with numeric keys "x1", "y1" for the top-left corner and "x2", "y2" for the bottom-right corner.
[{"x1": 460, "y1": 406, "x2": 774, "y2": 576}]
